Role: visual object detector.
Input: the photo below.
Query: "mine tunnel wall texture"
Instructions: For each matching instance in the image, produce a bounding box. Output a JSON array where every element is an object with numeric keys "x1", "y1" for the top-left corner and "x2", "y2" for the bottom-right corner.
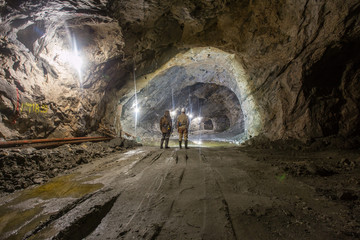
[{"x1": 0, "y1": 0, "x2": 359, "y2": 142}]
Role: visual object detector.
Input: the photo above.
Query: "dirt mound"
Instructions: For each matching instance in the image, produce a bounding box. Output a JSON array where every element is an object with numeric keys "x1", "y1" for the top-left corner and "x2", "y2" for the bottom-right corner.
[
  {"x1": 241, "y1": 146, "x2": 360, "y2": 238},
  {"x1": 243, "y1": 134, "x2": 360, "y2": 151},
  {"x1": 0, "y1": 138, "x2": 141, "y2": 193}
]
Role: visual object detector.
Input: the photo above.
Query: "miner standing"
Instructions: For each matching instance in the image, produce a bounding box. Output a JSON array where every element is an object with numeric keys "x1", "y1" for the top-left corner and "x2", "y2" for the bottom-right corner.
[
  {"x1": 177, "y1": 108, "x2": 189, "y2": 149},
  {"x1": 159, "y1": 110, "x2": 172, "y2": 149}
]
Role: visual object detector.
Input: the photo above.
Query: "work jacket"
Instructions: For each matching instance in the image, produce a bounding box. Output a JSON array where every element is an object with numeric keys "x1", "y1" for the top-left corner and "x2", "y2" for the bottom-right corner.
[
  {"x1": 177, "y1": 113, "x2": 189, "y2": 129},
  {"x1": 160, "y1": 115, "x2": 172, "y2": 133}
]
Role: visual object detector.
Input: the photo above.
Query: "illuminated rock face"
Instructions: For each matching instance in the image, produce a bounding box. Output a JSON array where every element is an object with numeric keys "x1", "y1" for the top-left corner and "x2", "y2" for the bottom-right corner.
[
  {"x1": 107, "y1": 0, "x2": 360, "y2": 141},
  {"x1": 121, "y1": 68, "x2": 245, "y2": 140},
  {"x1": 0, "y1": 1, "x2": 124, "y2": 139},
  {"x1": 0, "y1": 0, "x2": 359, "y2": 142},
  {"x1": 117, "y1": 47, "x2": 260, "y2": 141}
]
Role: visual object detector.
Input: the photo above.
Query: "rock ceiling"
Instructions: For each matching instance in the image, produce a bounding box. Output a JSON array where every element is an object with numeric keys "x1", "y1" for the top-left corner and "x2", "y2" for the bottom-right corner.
[{"x1": 0, "y1": 0, "x2": 359, "y2": 142}]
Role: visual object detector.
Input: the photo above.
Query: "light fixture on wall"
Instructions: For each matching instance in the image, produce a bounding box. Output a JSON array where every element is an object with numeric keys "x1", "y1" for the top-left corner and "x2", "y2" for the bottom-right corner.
[
  {"x1": 57, "y1": 38, "x2": 84, "y2": 85},
  {"x1": 170, "y1": 110, "x2": 177, "y2": 117}
]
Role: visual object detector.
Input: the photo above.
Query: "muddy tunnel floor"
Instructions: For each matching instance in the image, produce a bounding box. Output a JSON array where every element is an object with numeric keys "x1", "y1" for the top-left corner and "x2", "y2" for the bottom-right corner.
[{"x1": 1, "y1": 146, "x2": 359, "y2": 240}]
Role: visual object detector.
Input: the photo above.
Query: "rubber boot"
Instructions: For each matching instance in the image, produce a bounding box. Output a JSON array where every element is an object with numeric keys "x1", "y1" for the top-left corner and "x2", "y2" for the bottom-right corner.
[
  {"x1": 185, "y1": 140, "x2": 189, "y2": 149},
  {"x1": 179, "y1": 141, "x2": 182, "y2": 149},
  {"x1": 165, "y1": 139, "x2": 170, "y2": 149},
  {"x1": 160, "y1": 139, "x2": 164, "y2": 149}
]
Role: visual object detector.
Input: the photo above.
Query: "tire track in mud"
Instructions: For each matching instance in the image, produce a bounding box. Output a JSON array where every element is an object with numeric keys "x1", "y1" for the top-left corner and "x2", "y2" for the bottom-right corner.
[
  {"x1": 172, "y1": 150, "x2": 187, "y2": 186},
  {"x1": 177, "y1": 152, "x2": 189, "y2": 187},
  {"x1": 129, "y1": 150, "x2": 156, "y2": 169},
  {"x1": 175, "y1": 154, "x2": 179, "y2": 164},
  {"x1": 212, "y1": 151, "x2": 238, "y2": 239},
  {"x1": 142, "y1": 150, "x2": 195, "y2": 239},
  {"x1": 127, "y1": 153, "x2": 170, "y2": 221},
  {"x1": 144, "y1": 151, "x2": 189, "y2": 239},
  {"x1": 215, "y1": 179, "x2": 238, "y2": 240},
  {"x1": 207, "y1": 149, "x2": 289, "y2": 240},
  {"x1": 161, "y1": 152, "x2": 189, "y2": 237},
  {"x1": 53, "y1": 194, "x2": 121, "y2": 240},
  {"x1": 150, "y1": 152, "x2": 163, "y2": 164},
  {"x1": 121, "y1": 175, "x2": 162, "y2": 231},
  {"x1": 200, "y1": 149, "x2": 237, "y2": 240},
  {"x1": 178, "y1": 168, "x2": 185, "y2": 185},
  {"x1": 147, "y1": 199, "x2": 176, "y2": 240},
  {"x1": 155, "y1": 149, "x2": 219, "y2": 238},
  {"x1": 200, "y1": 153, "x2": 208, "y2": 163},
  {"x1": 24, "y1": 188, "x2": 114, "y2": 239},
  {"x1": 121, "y1": 150, "x2": 165, "y2": 180},
  {"x1": 101, "y1": 150, "x2": 177, "y2": 239}
]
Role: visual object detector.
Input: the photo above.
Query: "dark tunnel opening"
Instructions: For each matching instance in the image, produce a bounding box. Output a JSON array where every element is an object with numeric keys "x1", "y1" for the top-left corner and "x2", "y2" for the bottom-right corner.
[
  {"x1": 121, "y1": 81, "x2": 245, "y2": 141},
  {"x1": 203, "y1": 119, "x2": 214, "y2": 130}
]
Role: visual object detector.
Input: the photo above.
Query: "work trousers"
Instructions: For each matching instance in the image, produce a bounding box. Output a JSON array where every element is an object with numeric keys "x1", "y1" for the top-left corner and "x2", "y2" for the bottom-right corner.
[
  {"x1": 178, "y1": 126, "x2": 188, "y2": 141},
  {"x1": 161, "y1": 132, "x2": 171, "y2": 140}
]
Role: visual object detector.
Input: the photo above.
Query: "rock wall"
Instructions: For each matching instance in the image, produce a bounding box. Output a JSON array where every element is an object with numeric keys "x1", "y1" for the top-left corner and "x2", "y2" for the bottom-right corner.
[
  {"x1": 0, "y1": 0, "x2": 359, "y2": 142},
  {"x1": 107, "y1": 0, "x2": 360, "y2": 141},
  {"x1": 0, "y1": 0, "x2": 126, "y2": 139}
]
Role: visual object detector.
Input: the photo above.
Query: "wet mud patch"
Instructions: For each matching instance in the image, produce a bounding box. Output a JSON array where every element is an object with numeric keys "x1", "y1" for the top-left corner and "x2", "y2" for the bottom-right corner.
[
  {"x1": 53, "y1": 195, "x2": 119, "y2": 240},
  {"x1": 11, "y1": 174, "x2": 103, "y2": 204},
  {"x1": 0, "y1": 174, "x2": 103, "y2": 240},
  {"x1": 0, "y1": 205, "x2": 44, "y2": 235}
]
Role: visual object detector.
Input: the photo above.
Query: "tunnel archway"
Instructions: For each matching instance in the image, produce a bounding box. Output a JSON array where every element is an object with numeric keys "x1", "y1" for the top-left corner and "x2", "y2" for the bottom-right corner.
[
  {"x1": 121, "y1": 81, "x2": 244, "y2": 140},
  {"x1": 117, "y1": 47, "x2": 262, "y2": 143},
  {"x1": 203, "y1": 119, "x2": 214, "y2": 131}
]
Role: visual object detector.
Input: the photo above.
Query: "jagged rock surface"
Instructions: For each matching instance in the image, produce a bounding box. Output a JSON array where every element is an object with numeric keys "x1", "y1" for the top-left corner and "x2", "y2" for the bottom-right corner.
[
  {"x1": 0, "y1": 0, "x2": 125, "y2": 139},
  {"x1": 0, "y1": 138, "x2": 140, "y2": 193},
  {"x1": 0, "y1": 0, "x2": 359, "y2": 142}
]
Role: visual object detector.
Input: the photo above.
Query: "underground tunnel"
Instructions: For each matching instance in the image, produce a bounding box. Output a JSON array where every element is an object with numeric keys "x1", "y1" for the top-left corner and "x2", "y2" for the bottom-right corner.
[
  {"x1": 0, "y1": 0, "x2": 360, "y2": 239},
  {"x1": 119, "y1": 47, "x2": 259, "y2": 143}
]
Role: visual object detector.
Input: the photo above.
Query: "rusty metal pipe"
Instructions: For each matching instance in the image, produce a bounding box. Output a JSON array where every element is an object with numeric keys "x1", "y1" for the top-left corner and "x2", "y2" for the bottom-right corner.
[
  {"x1": 0, "y1": 136, "x2": 112, "y2": 148},
  {"x1": 122, "y1": 131, "x2": 136, "y2": 139},
  {"x1": 29, "y1": 137, "x2": 113, "y2": 149}
]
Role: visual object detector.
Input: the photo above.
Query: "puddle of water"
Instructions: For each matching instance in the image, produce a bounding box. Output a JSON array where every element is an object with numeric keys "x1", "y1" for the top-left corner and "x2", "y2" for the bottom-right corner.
[
  {"x1": 7, "y1": 213, "x2": 51, "y2": 240},
  {"x1": 0, "y1": 174, "x2": 103, "y2": 240},
  {"x1": 10, "y1": 174, "x2": 103, "y2": 205},
  {"x1": 0, "y1": 205, "x2": 43, "y2": 235},
  {"x1": 26, "y1": 218, "x2": 57, "y2": 240}
]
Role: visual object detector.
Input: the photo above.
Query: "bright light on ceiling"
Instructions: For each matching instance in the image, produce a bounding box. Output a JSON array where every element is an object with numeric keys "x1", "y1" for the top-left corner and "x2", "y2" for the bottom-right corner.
[
  {"x1": 70, "y1": 53, "x2": 83, "y2": 76},
  {"x1": 58, "y1": 50, "x2": 83, "y2": 76},
  {"x1": 55, "y1": 34, "x2": 84, "y2": 85},
  {"x1": 170, "y1": 110, "x2": 177, "y2": 117}
]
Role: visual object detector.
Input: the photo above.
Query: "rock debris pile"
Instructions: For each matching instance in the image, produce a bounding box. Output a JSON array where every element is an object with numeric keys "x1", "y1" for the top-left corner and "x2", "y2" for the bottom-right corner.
[
  {"x1": 241, "y1": 146, "x2": 360, "y2": 238},
  {"x1": 0, "y1": 138, "x2": 140, "y2": 193},
  {"x1": 244, "y1": 134, "x2": 360, "y2": 151}
]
